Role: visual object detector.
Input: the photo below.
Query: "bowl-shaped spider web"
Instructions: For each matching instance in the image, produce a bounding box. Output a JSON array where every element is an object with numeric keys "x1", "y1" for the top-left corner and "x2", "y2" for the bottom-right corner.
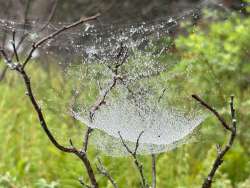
[{"x1": 0, "y1": 1, "x2": 229, "y2": 156}]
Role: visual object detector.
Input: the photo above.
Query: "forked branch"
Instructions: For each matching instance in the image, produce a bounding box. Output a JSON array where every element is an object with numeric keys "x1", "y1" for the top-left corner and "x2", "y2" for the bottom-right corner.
[
  {"x1": 90, "y1": 43, "x2": 127, "y2": 122},
  {"x1": 192, "y1": 95, "x2": 237, "y2": 188},
  {"x1": 23, "y1": 13, "x2": 100, "y2": 68},
  {"x1": 96, "y1": 157, "x2": 118, "y2": 188},
  {"x1": 118, "y1": 131, "x2": 149, "y2": 188},
  {"x1": 0, "y1": 14, "x2": 101, "y2": 188}
]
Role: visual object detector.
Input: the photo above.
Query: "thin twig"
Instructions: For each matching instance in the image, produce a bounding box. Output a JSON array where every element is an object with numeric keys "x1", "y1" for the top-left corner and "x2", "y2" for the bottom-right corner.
[
  {"x1": 89, "y1": 76, "x2": 118, "y2": 121},
  {"x1": 20, "y1": 64, "x2": 98, "y2": 188},
  {"x1": 192, "y1": 94, "x2": 237, "y2": 188},
  {"x1": 83, "y1": 127, "x2": 93, "y2": 152},
  {"x1": 192, "y1": 95, "x2": 231, "y2": 131},
  {"x1": 151, "y1": 154, "x2": 156, "y2": 188},
  {"x1": 0, "y1": 49, "x2": 10, "y2": 62},
  {"x1": 23, "y1": 13, "x2": 100, "y2": 69},
  {"x1": 0, "y1": 13, "x2": 101, "y2": 187},
  {"x1": 87, "y1": 46, "x2": 126, "y2": 152},
  {"x1": 39, "y1": 0, "x2": 58, "y2": 32},
  {"x1": 23, "y1": 0, "x2": 32, "y2": 24},
  {"x1": 96, "y1": 157, "x2": 118, "y2": 188},
  {"x1": 13, "y1": 0, "x2": 58, "y2": 56},
  {"x1": 89, "y1": 45, "x2": 127, "y2": 121},
  {"x1": 11, "y1": 31, "x2": 20, "y2": 62},
  {"x1": 0, "y1": 65, "x2": 8, "y2": 81},
  {"x1": 118, "y1": 131, "x2": 148, "y2": 188},
  {"x1": 79, "y1": 178, "x2": 92, "y2": 188},
  {"x1": 158, "y1": 88, "x2": 166, "y2": 103},
  {"x1": 10, "y1": 0, "x2": 32, "y2": 59}
]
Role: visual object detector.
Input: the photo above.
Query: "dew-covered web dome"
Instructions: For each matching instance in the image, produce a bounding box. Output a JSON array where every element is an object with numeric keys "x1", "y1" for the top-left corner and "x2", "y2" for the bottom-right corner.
[{"x1": 0, "y1": 1, "x2": 220, "y2": 156}]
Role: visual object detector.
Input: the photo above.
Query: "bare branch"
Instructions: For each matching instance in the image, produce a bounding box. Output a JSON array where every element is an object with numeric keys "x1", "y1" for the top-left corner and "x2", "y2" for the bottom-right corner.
[
  {"x1": 39, "y1": 0, "x2": 58, "y2": 32},
  {"x1": 0, "y1": 14, "x2": 101, "y2": 187},
  {"x1": 11, "y1": 31, "x2": 20, "y2": 62},
  {"x1": 23, "y1": 0, "x2": 32, "y2": 24},
  {"x1": 135, "y1": 131, "x2": 144, "y2": 155},
  {"x1": 83, "y1": 127, "x2": 93, "y2": 152},
  {"x1": 10, "y1": 0, "x2": 33, "y2": 60},
  {"x1": 89, "y1": 45, "x2": 126, "y2": 121},
  {"x1": 151, "y1": 154, "x2": 156, "y2": 188},
  {"x1": 0, "y1": 49, "x2": 10, "y2": 63},
  {"x1": 158, "y1": 88, "x2": 166, "y2": 103},
  {"x1": 192, "y1": 95, "x2": 237, "y2": 188},
  {"x1": 19, "y1": 66, "x2": 99, "y2": 188},
  {"x1": 89, "y1": 75, "x2": 118, "y2": 121},
  {"x1": 96, "y1": 157, "x2": 118, "y2": 188},
  {"x1": 23, "y1": 13, "x2": 100, "y2": 69},
  {"x1": 118, "y1": 131, "x2": 148, "y2": 188},
  {"x1": 118, "y1": 131, "x2": 134, "y2": 154},
  {"x1": 79, "y1": 178, "x2": 92, "y2": 188},
  {"x1": 13, "y1": 0, "x2": 58, "y2": 56},
  {"x1": 192, "y1": 94, "x2": 231, "y2": 131},
  {"x1": 0, "y1": 65, "x2": 8, "y2": 81}
]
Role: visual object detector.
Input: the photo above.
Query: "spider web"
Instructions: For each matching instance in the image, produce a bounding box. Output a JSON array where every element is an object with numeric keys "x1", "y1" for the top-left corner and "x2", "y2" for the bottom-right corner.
[{"x1": 0, "y1": 1, "x2": 230, "y2": 156}]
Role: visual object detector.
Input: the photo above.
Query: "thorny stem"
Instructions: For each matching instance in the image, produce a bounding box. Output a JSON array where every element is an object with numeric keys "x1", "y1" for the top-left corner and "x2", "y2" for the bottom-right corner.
[
  {"x1": 118, "y1": 131, "x2": 149, "y2": 188},
  {"x1": 192, "y1": 95, "x2": 237, "y2": 188}
]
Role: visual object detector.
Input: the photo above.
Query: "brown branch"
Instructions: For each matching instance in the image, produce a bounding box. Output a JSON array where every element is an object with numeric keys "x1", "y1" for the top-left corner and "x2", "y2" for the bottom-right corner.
[
  {"x1": 11, "y1": 31, "x2": 20, "y2": 62},
  {"x1": 39, "y1": 0, "x2": 58, "y2": 32},
  {"x1": 0, "y1": 49, "x2": 10, "y2": 62},
  {"x1": 118, "y1": 131, "x2": 148, "y2": 188},
  {"x1": 23, "y1": 0, "x2": 32, "y2": 24},
  {"x1": 83, "y1": 127, "x2": 93, "y2": 152},
  {"x1": 0, "y1": 14, "x2": 101, "y2": 186},
  {"x1": 191, "y1": 95, "x2": 231, "y2": 131},
  {"x1": 151, "y1": 154, "x2": 156, "y2": 188},
  {"x1": 89, "y1": 75, "x2": 118, "y2": 121},
  {"x1": 0, "y1": 65, "x2": 8, "y2": 82},
  {"x1": 10, "y1": 0, "x2": 32, "y2": 60},
  {"x1": 13, "y1": 0, "x2": 58, "y2": 58},
  {"x1": 192, "y1": 95, "x2": 237, "y2": 188},
  {"x1": 18, "y1": 64, "x2": 98, "y2": 188},
  {"x1": 79, "y1": 177, "x2": 92, "y2": 188},
  {"x1": 89, "y1": 45, "x2": 127, "y2": 121},
  {"x1": 22, "y1": 13, "x2": 100, "y2": 69},
  {"x1": 96, "y1": 157, "x2": 118, "y2": 188}
]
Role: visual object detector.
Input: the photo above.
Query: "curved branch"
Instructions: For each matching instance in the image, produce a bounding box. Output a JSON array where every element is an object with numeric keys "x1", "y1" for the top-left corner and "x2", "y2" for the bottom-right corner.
[
  {"x1": 18, "y1": 65, "x2": 99, "y2": 188},
  {"x1": 23, "y1": 13, "x2": 100, "y2": 69},
  {"x1": 118, "y1": 131, "x2": 148, "y2": 188},
  {"x1": 192, "y1": 94, "x2": 237, "y2": 188},
  {"x1": 0, "y1": 13, "x2": 102, "y2": 187},
  {"x1": 96, "y1": 157, "x2": 118, "y2": 188}
]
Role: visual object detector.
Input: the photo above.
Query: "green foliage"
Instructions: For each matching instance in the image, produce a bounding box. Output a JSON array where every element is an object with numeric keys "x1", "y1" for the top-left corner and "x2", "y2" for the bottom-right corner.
[{"x1": 0, "y1": 11, "x2": 250, "y2": 188}]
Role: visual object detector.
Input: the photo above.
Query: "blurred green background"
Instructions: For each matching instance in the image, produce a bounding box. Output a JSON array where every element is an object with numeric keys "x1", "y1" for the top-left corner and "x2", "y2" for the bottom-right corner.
[{"x1": 0, "y1": 1, "x2": 250, "y2": 188}]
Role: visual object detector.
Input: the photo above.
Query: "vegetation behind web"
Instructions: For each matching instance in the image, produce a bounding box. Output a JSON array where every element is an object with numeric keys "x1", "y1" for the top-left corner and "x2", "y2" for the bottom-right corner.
[{"x1": 0, "y1": 2, "x2": 250, "y2": 188}]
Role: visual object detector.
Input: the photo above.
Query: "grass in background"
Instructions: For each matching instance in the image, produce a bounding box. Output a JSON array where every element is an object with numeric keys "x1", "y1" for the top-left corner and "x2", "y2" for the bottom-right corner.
[{"x1": 1, "y1": 10, "x2": 250, "y2": 187}]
